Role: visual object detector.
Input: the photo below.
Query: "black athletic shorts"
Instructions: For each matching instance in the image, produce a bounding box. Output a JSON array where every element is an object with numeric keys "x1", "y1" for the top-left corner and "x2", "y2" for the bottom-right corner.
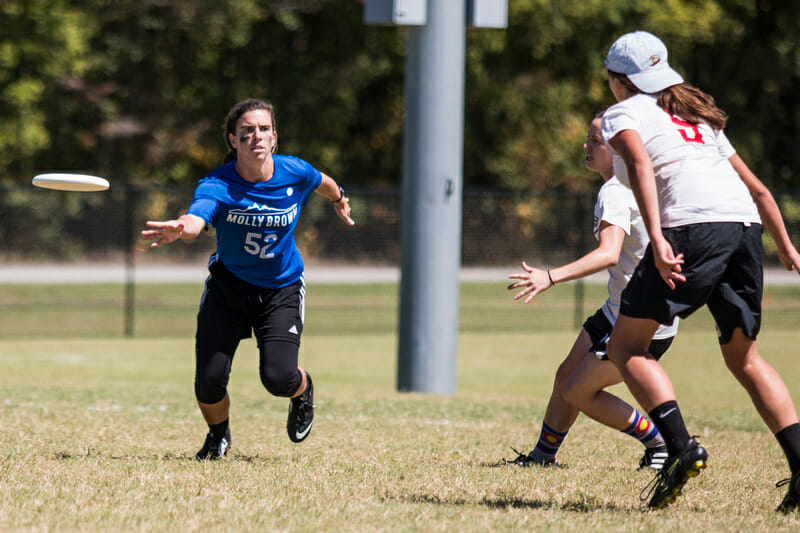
[
  {"x1": 583, "y1": 308, "x2": 673, "y2": 361},
  {"x1": 620, "y1": 222, "x2": 763, "y2": 344},
  {"x1": 197, "y1": 260, "x2": 305, "y2": 348}
]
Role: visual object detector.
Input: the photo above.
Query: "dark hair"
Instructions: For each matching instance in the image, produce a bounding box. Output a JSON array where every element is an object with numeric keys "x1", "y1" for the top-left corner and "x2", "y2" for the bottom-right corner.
[
  {"x1": 607, "y1": 70, "x2": 727, "y2": 130},
  {"x1": 607, "y1": 70, "x2": 640, "y2": 95},
  {"x1": 222, "y1": 99, "x2": 277, "y2": 164},
  {"x1": 658, "y1": 84, "x2": 727, "y2": 130}
]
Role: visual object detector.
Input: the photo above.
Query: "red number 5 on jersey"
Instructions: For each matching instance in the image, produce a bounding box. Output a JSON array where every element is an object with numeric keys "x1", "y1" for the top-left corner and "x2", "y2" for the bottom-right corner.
[{"x1": 670, "y1": 114, "x2": 705, "y2": 144}]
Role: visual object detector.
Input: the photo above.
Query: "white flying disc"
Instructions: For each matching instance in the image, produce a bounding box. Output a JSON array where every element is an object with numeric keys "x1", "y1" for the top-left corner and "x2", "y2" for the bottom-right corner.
[{"x1": 32, "y1": 173, "x2": 110, "y2": 192}]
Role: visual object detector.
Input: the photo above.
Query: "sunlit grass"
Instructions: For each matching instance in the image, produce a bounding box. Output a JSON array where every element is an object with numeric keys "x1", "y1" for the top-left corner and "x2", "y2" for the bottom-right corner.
[{"x1": 1, "y1": 282, "x2": 800, "y2": 530}]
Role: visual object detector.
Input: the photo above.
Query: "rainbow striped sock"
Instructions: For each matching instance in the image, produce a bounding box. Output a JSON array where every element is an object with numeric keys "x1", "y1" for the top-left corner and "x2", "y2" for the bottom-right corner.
[{"x1": 622, "y1": 411, "x2": 664, "y2": 448}]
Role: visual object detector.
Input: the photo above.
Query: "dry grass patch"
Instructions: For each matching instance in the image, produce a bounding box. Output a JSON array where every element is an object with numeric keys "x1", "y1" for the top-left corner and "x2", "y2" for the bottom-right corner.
[{"x1": 1, "y1": 282, "x2": 800, "y2": 530}]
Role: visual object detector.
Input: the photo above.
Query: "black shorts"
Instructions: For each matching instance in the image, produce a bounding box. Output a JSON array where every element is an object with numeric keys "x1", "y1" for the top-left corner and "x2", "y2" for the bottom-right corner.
[
  {"x1": 193, "y1": 262, "x2": 306, "y2": 402},
  {"x1": 197, "y1": 261, "x2": 305, "y2": 348},
  {"x1": 620, "y1": 222, "x2": 763, "y2": 344},
  {"x1": 583, "y1": 308, "x2": 673, "y2": 361}
]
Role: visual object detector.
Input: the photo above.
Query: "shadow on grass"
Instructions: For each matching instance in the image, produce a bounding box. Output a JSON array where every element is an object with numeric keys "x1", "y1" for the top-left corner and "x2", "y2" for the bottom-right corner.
[
  {"x1": 483, "y1": 460, "x2": 570, "y2": 469},
  {"x1": 482, "y1": 496, "x2": 622, "y2": 513},
  {"x1": 52, "y1": 450, "x2": 282, "y2": 464},
  {"x1": 382, "y1": 493, "x2": 625, "y2": 513}
]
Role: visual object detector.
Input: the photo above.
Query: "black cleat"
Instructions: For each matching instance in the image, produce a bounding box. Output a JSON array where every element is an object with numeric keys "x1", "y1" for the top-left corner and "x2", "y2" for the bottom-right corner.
[
  {"x1": 639, "y1": 445, "x2": 669, "y2": 472},
  {"x1": 641, "y1": 437, "x2": 707, "y2": 509},
  {"x1": 287, "y1": 371, "x2": 314, "y2": 443},
  {"x1": 196, "y1": 428, "x2": 231, "y2": 460},
  {"x1": 776, "y1": 471, "x2": 800, "y2": 513},
  {"x1": 500, "y1": 447, "x2": 565, "y2": 468}
]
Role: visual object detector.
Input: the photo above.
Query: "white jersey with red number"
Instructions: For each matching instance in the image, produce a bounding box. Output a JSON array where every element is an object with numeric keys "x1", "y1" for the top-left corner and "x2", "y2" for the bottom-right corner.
[
  {"x1": 595, "y1": 176, "x2": 678, "y2": 339},
  {"x1": 601, "y1": 93, "x2": 760, "y2": 229}
]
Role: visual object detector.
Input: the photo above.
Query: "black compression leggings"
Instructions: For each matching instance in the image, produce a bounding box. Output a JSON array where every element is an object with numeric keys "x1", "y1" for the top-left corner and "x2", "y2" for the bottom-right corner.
[{"x1": 194, "y1": 339, "x2": 302, "y2": 403}]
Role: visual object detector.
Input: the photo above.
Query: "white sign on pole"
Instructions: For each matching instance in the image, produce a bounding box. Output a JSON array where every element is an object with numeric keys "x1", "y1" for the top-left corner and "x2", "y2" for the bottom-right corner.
[
  {"x1": 466, "y1": 0, "x2": 508, "y2": 28},
  {"x1": 363, "y1": 0, "x2": 427, "y2": 26}
]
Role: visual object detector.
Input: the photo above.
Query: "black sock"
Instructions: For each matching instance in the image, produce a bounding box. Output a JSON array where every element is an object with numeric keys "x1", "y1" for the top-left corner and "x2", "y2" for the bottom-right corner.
[
  {"x1": 209, "y1": 418, "x2": 229, "y2": 437},
  {"x1": 649, "y1": 401, "x2": 691, "y2": 457},
  {"x1": 776, "y1": 423, "x2": 800, "y2": 473}
]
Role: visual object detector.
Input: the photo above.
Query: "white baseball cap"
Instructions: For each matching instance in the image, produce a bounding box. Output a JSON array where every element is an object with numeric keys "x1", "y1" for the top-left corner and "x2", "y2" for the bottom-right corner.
[{"x1": 604, "y1": 31, "x2": 684, "y2": 93}]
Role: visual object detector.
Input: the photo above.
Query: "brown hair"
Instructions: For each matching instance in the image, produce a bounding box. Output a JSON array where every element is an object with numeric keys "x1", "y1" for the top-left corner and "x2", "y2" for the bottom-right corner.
[
  {"x1": 222, "y1": 98, "x2": 277, "y2": 164},
  {"x1": 608, "y1": 70, "x2": 640, "y2": 95},
  {"x1": 658, "y1": 84, "x2": 727, "y2": 130},
  {"x1": 607, "y1": 70, "x2": 727, "y2": 130}
]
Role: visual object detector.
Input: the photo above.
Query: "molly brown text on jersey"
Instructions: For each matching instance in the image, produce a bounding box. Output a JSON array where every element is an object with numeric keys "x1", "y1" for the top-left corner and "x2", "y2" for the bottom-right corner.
[{"x1": 225, "y1": 204, "x2": 298, "y2": 228}]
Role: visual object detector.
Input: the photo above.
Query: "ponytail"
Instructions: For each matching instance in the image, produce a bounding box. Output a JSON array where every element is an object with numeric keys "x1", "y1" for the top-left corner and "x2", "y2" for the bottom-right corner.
[
  {"x1": 657, "y1": 84, "x2": 727, "y2": 130},
  {"x1": 608, "y1": 70, "x2": 727, "y2": 130}
]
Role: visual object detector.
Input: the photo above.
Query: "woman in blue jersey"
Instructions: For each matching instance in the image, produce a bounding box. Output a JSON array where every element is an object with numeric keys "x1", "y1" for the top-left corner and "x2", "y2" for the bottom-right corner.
[{"x1": 142, "y1": 98, "x2": 354, "y2": 459}]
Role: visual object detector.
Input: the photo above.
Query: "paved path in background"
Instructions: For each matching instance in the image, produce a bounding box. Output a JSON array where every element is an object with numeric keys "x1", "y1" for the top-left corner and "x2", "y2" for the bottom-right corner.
[
  {"x1": 0, "y1": 263, "x2": 515, "y2": 284},
  {"x1": 1, "y1": 263, "x2": 800, "y2": 285}
]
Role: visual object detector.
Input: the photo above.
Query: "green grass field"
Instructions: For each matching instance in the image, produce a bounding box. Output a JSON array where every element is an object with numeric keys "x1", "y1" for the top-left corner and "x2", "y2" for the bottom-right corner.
[{"x1": 2, "y1": 282, "x2": 800, "y2": 531}]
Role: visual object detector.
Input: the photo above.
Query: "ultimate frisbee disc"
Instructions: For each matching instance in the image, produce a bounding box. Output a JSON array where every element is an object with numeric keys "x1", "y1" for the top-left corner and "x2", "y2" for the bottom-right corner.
[{"x1": 32, "y1": 173, "x2": 110, "y2": 192}]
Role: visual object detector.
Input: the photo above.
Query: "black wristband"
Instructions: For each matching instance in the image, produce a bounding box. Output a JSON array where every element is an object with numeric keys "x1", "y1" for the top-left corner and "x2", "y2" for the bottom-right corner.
[
  {"x1": 547, "y1": 269, "x2": 556, "y2": 286},
  {"x1": 332, "y1": 186, "x2": 344, "y2": 203}
]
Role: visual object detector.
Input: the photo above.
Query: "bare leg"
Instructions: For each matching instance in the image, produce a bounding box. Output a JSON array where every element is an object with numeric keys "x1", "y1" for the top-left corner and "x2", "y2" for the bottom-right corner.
[
  {"x1": 721, "y1": 329, "x2": 799, "y2": 433},
  {"x1": 562, "y1": 354, "x2": 636, "y2": 430},
  {"x1": 518, "y1": 330, "x2": 595, "y2": 463},
  {"x1": 606, "y1": 315, "x2": 672, "y2": 412},
  {"x1": 198, "y1": 393, "x2": 230, "y2": 425},
  {"x1": 291, "y1": 366, "x2": 308, "y2": 399},
  {"x1": 542, "y1": 330, "x2": 594, "y2": 432}
]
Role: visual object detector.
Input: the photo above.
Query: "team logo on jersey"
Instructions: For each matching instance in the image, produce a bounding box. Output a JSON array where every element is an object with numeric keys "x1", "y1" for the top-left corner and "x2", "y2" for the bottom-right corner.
[
  {"x1": 226, "y1": 202, "x2": 298, "y2": 228},
  {"x1": 649, "y1": 55, "x2": 661, "y2": 67}
]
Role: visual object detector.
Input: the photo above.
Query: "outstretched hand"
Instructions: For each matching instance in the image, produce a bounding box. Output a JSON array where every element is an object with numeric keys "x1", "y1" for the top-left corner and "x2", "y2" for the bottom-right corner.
[
  {"x1": 507, "y1": 260, "x2": 553, "y2": 304},
  {"x1": 334, "y1": 197, "x2": 355, "y2": 226},
  {"x1": 141, "y1": 220, "x2": 185, "y2": 248}
]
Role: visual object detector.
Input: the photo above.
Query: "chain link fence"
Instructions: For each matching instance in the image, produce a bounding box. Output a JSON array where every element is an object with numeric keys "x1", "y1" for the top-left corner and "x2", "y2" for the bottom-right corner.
[
  {"x1": 2, "y1": 185, "x2": 799, "y2": 338},
  {"x1": 3, "y1": 184, "x2": 799, "y2": 266},
  {"x1": 0, "y1": 185, "x2": 600, "y2": 266}
]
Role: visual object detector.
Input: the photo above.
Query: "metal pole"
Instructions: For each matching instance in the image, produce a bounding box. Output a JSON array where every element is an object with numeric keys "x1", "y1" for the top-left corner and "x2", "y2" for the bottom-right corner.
[
  {"x1": 397, "y1": 0, "x2": 465, "y2": 394},
  {"x1": 123, "y1": 186, "x2": 136, "y2": 337}
]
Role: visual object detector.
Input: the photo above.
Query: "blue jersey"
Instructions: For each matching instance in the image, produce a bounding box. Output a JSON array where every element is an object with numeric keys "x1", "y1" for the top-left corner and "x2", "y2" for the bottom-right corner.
[{"x1": 187, "y1": 155, "x2": 322, "y2": 289}]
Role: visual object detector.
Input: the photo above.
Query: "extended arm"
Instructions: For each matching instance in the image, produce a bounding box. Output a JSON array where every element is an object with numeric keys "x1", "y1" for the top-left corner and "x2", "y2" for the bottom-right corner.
[
  {"x1": 730, "y1": 154, "x2": 800, "y2": 273},
  {"x1": 315, "y1": 172, "x2": 355, "y2": 226},
  {"x1": 508, "y1": 222, "x2": 626, "y2": 304},
  {"x1": 141, "y1": 213, "x2": 206, "y2": 248},
  {"x1": 610, "y1": 129, "x2": 684, "y2": 289}
]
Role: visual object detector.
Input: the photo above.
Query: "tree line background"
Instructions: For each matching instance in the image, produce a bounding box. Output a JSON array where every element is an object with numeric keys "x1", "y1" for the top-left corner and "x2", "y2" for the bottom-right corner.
[{"x1": 2, "y1": 0, "x2": 799, "y2": 263}]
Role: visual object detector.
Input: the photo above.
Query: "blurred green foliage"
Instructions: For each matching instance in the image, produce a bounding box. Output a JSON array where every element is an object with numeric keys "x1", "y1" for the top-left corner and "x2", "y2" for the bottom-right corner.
[{"x1": 1, "y1": 0, "x2": 799, "y2": 241}]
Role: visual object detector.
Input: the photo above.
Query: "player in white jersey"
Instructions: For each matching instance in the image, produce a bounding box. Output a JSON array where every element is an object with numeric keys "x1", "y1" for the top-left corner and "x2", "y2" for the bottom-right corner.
[
  {"x1": 502, "y1": 113, "x2": 677, "y2": 471},
  {"x1": 601, "y1": 31, "x2": 800, "y2": 511}
]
